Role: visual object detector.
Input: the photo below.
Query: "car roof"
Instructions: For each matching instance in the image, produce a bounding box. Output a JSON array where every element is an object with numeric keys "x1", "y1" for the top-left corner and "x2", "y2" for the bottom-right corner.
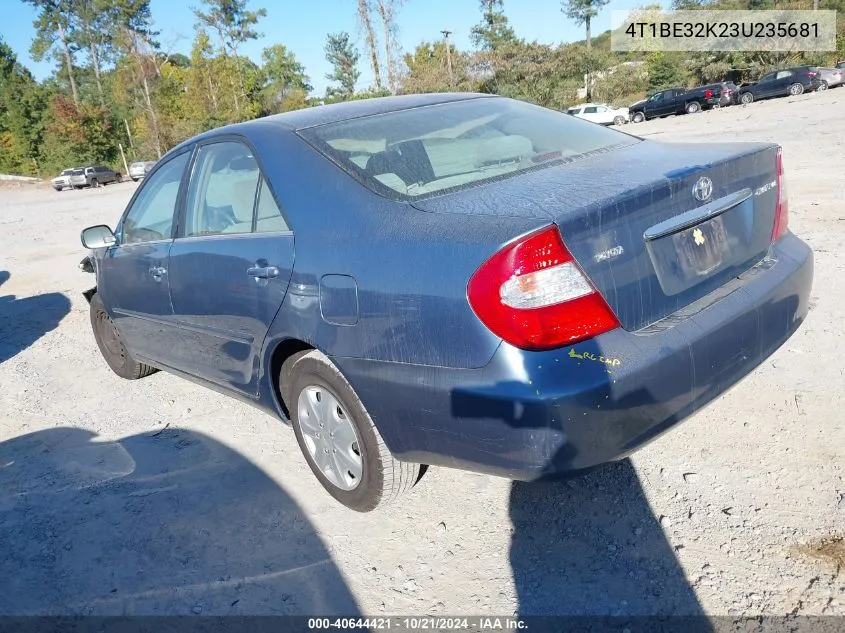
[{"x1": 167, "y1": 92, "x2": 495, "y2": 156}]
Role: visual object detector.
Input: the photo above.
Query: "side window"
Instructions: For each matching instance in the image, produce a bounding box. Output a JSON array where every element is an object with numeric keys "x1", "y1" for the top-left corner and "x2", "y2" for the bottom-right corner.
[
  {"x1": 776, "y1": 70, "x2": 792, "y2": 80},
  {"x1": 254, "y1": 178, "x2": 289, "y2": 233},
  {"x1": 583, "y1": 106, "x2": 598, "y2": 114},
  {"x1": 120, "y1": 152, "x2": 189, "y2": 244},
  {"x1": 650, "y1": 92, "x2": 664, "y2": 102},
  {"x1": 184, "y1": 142, "x2": 260, "y2": 237},
  {"x1": 595, "y1": 106, "x2": 607, "y2": 113},
  {"x1": 760, "y1": 73, "x2": 774, "y2": 83}
]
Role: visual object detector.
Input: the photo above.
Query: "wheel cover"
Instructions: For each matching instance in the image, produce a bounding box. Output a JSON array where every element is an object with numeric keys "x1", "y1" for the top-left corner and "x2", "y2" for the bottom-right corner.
[
  {"x1": 96, "y1": 310, "x2": 126, "y2": 368},
  {"x1": 297, "y1": 386, "x2": 363, "y2": 491}
]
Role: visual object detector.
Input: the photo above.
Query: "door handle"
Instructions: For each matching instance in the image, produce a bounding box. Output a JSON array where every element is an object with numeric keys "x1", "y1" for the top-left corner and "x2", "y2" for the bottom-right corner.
[
  {"x1": 149, "y1": 265, "x2": 167, "y2": 281},
  {"x1": 247, "y1": 265, "x2": 279, "y2": 280}
]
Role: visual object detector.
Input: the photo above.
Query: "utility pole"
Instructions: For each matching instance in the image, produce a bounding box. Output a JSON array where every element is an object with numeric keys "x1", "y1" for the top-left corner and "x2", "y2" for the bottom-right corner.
[{"x1": 441, "y1": 29, "x2": 454, "y2": 87}]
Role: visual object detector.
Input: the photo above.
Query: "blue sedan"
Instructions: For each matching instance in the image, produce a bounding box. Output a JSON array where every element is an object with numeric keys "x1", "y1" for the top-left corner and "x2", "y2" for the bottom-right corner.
[{"x1": 80, "y1": 93, "x2": 813, "y2": 512}]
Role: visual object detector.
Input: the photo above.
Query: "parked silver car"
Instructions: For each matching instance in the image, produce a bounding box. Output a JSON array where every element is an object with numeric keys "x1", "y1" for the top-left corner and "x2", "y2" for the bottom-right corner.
[
  {"x1": 51, "y1": 168, "x2": 81, "y2": 191},
  {"x1": 69, "y1": 165, "x2": 121, "y2": 189},
  {"x1": 817, "y1": 67, "x2": 843, "y2": 90},
  {"x1": 128, "y1": 160, "x2": 157, "y2": 181}
]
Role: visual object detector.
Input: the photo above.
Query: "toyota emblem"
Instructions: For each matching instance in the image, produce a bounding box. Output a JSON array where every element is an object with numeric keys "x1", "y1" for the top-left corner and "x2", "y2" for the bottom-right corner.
[{"x1": 693, "y1": 177, "x2": 713, "y2": 202}]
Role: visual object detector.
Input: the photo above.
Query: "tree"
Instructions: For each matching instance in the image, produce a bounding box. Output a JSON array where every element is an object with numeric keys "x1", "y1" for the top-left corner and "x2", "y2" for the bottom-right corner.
[
  {"x1": 324, "y1": 32, "x2": 360, "y2": 100},
  {"x1": 561, "y1": 0, "x2": 610, "y2": 49},
  {"x1": 471, "y1": 0, "x2": 517, "y2": 51},
  {"x1": 402, "y1": 40, "x2": 474, "y2": 93},
  {"x1": 24, "y1": 0, "x2": 80, "y2": 105},
  {"x1": 259, "y1": 44, "x2": 312, "y2": 114},
  {"x1": 646, "y1": 51, "x2": 688, "y2": 91},
  {"x1": 375, "y1": 0, "x2": 403, "y2": 92},
  {"x1": 357, "y1": 0, "x2": 383, "y2": 91},
  {"x1": 193, "y1": 0, "x2": 267, "y2": 116},
  {"x1": 0, "y1": 37, "x2": 47, "y2": 175}
]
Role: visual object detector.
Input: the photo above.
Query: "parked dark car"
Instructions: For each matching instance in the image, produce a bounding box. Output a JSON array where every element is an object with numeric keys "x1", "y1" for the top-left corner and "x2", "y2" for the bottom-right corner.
[
  {"x1": 738, "y1": 66, "x2": 822, "y2": 104},
  {"x1": 629, "y1": 85, "x2": 721, "y2": 122},
  {"x1": 70, "y1": 165, "x2": 122, "y2": 189},
  {"x1": 699, "y1": 81, "x2": 739, "y2": 107},
  {"x1": 79, "y1": 93, "x2": 813, "y2": 512}
]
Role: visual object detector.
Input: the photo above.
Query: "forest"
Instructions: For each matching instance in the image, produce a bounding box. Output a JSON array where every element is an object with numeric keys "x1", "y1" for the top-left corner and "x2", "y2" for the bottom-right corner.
[{"x1": 1, "y1": 0, "x2": 843, "y2": 177}]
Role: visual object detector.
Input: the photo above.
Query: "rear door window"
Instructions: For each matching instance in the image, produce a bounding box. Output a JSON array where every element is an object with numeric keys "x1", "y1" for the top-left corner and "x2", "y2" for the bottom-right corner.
[{"x1": 183, "y1": 142, "x2": 261, "y2": 237}]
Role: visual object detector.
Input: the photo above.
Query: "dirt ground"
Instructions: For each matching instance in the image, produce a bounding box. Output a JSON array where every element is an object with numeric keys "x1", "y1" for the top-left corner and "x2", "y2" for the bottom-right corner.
[{"x1": 1, "y1": 90, "x2": 843, "y2": 619}]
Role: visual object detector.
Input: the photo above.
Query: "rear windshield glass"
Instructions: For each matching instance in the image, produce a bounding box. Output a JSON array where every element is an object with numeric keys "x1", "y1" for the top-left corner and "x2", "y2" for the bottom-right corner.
[
  {"x1": 71, "y1": 169, "x2": 84, "y2": 175},
  {"x1": 298, "y1": 97, "x2": 637, "y2": 200}
]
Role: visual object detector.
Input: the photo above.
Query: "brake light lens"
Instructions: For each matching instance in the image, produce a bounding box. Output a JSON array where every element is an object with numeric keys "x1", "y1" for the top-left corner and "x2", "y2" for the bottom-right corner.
[
  {"x1": 805, "y1": 71, "x2": 817, "y2": 77},
  {"x1": 772, "y1": 146, "x2": 789, "y2": 242},
  {"x1": 467, "y1": 226, "x2": 620, "y2": 350}
]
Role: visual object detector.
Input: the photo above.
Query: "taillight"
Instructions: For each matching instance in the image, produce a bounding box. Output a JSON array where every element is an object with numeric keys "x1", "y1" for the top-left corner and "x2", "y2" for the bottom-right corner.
[
  {"x1": 467, "y1": 226, "x2": 620, "y2": 350},
  {"x1": 805, "y1": 71, "x2": 817, "y2": 77},
  {"x1": 772, "y1": 147, "x2": 789, "y2": 242}
]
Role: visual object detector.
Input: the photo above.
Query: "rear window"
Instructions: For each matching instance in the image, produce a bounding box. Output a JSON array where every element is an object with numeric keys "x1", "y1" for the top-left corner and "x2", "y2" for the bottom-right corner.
[
  {"x1": 71, "y1": 170, "x2": 84, "y2": 175},
  {"x1": 298, "y1": 97, "x2": 635, "y2": 200}
]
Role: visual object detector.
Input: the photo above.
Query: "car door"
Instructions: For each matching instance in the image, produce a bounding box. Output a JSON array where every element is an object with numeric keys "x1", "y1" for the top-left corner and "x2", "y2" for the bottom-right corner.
[
  {"x1": 97, "y1": 150, "x2": 191, "y2": 364},
  {"x1": 167, "y1": 139, "x2": 295, "y2": 395},
  {"x1": 577, "y1": 106, "x2": 596, "y2": 122},
  {"x1": 773, "y1": 70, "x2": 795, "y2": 96},
  {"x1": 644, "y1": 91, "x2": 664, "y2": 117}
]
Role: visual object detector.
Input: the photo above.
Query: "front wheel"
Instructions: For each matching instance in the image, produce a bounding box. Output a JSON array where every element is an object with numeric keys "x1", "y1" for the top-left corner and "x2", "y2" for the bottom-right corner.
[
  {"x1": 685, "y1": 101, "x2": 701, "y2": 114},
  {"x1": 818, "y1": 81, "x2": 828, "y2": 92},
  {"x1": 282, "y1": 350, "x2": 424, "y2": 512},
  {"x1": 740, "y1": 92, "x2": 754, "y2": 104},
  {"x1": 90, "y1": 293, "x2": 158, "y2": 380},
  {"x1": 91, "y1": 178, "x2": 99, "y2": 188},
  {"x1": 631, "y1": 111, "x2": 645, "y2": 123},
  {"x1": 788, "y1": 83, "x2": 804, "y2": 96},
  {"x1": 612, "y1": 115, "x2": 626, "y2": 126}
]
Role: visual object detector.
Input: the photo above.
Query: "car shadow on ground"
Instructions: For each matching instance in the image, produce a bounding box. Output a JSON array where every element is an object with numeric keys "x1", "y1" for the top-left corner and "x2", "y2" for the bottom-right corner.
[
  {"x1": 0, "y1": 271, "x2": 71, "y2": 364},
  {"x1": 0, "y1": 427, "x2": 359, "y2": 616},
  {"x1": 450, "y1": 336, "x2": 713, "y2": 627}
]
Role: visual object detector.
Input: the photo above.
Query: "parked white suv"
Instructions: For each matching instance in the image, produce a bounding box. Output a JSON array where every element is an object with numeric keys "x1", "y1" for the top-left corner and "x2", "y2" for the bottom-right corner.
[{"x1": 567, "y1": 103, "x2": 629, "y2": 126}]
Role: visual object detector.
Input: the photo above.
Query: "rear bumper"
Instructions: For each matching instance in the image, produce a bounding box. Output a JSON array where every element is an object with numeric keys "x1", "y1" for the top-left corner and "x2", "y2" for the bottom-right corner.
[{"x1": 334, "y1": 233, "x2": 813, "y2": 481}]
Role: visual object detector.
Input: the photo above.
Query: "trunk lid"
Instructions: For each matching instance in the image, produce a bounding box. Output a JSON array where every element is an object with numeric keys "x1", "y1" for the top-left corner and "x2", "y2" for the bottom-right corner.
[{"x1": 412, "y1": 140, "x2": 780, "y2": 331}]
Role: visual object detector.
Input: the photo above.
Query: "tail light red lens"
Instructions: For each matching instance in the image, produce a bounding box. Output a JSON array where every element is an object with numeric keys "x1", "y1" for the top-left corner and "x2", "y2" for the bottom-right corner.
[
  {"x1": 467, "y1": 226, "x2": 620, "y2": 350},
  {"x1": 805, "y1": 71, "x2": 817, "y2": 77},
  {"x1": 772, "y1": 146, "x2": 789, "y2": 242}
]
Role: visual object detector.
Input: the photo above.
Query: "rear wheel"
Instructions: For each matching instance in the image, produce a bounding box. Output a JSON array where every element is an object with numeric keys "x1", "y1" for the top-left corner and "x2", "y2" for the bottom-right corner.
[
  {"x1": 631, "y1": 111, "x2": 645, "y2": 123},
  {"x1": 90, "y1": 293, "x2": 157, "y2": 380},
  {"x1": 740, "y1": 92, "x2": 754, "y2": 104},
  {"x1": 282, "y1": 350, "x2": 423, "y2": 512},
  {"x1": 612, "y1": 115, "x2": 625, "y2": 126},
  {"x1": 685, "y1": 101, "x2": 701, "y2": 114},
  {"x1": 788, "y1": 83, "x2": 804, "y2": 96}
]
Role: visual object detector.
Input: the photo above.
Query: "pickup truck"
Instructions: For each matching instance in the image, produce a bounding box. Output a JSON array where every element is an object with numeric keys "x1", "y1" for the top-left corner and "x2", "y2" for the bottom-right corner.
[
  {"x1": 51, "y1": 168, "x2": 79, "y2": 191},
  {"x1": 629, "y1": 86, "x2": 721, "y2": 123},
  {"x1": 69, "y1": 165, "x2": 122, "y2": 189}
]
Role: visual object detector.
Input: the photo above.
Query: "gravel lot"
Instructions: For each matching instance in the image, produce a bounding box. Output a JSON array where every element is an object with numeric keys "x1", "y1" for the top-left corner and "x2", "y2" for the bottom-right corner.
[{"x1": 1, "y1": 90, "x2": 843, "y2": 619}]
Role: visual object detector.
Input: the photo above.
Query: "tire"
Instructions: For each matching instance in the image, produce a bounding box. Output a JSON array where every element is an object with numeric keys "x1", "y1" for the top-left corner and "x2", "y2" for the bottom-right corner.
[
  {"x1": 53, "y1": 187, "x2": 62, "y2": 192},
  {"x1": 114, "y1": 173, "x2": 122, "y2": 183},
  {"x1": 818, "y1": 81, "x2": 828, "y2": 92},
  {"x1": 132, "y1": 177, "x2": 139, "y2": 182},
  {"x1": 91, "y1": 178, "x2": 99, "y2": 188},
  {"x1": 90, "y1": 293, "x2": 157, "y2": 380},
  {"x1": 740, "y1": 92, "x2": 754, "y2": 104},
  {"x1": 788, "y1": 83, "x2": 804, "y2": 96},
  {"x1": 685, "y1": 101, "x2": 701, "y2": 114},
  {"x1": 282, "y1": 350, "x2": 423, "y2": 512},
  {"x1": 631, "y1": 111, "x2": 645, "y2": 123},
  {"x1": 612, "y1": 115, "x2": 625, "y2": 126}
]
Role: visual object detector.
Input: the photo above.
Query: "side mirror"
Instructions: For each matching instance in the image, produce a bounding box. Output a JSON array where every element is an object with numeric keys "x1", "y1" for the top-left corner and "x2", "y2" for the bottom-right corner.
[{"x1": 81, "y1": 225, "x2": 116, "y2": 249}]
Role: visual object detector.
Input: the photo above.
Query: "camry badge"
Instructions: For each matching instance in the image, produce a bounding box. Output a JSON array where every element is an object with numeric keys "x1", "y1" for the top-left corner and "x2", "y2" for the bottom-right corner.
[{"x1": 693, "y1": 176, "x2": 713, "y2": 202}]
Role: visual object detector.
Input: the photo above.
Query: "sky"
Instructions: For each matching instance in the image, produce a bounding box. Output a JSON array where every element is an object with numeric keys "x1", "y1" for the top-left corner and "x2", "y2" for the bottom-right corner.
[{"x1": 1, "y1": 0, "x2": 644, "y2": 96}]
